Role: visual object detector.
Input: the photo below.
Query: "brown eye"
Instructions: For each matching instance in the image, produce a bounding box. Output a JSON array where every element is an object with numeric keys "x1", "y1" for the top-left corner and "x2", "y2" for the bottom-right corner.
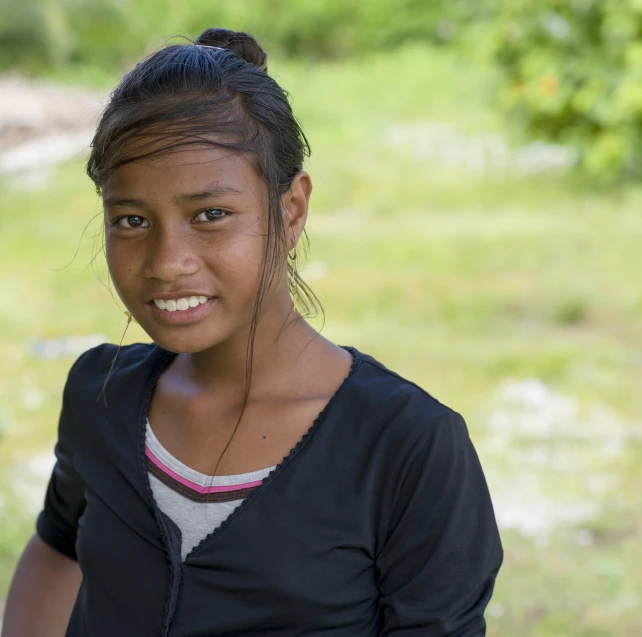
[
  {"x1": 194, "y1": 209, "x2": 229, "y2": 223},
  {"x1": 116, "y1": 216, "x2": 149, "y2": 229}
]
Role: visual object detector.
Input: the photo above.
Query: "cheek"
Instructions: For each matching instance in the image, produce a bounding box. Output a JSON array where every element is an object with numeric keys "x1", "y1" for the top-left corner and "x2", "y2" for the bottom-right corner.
[
  {"x1": 105, "y1": 239, "x2": 139, "y2": 288},
  {"x1": 205, "y1": 231, "x2": 266, "y2": 284},
  {"x1": 104, "y1": 237, "x2": 117, "y2": 271}
]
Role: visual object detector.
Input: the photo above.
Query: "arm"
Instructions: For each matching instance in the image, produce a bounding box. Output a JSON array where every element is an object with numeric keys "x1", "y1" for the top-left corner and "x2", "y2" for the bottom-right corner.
[
  {"x1": 3, "y1": 533, "x2": 82, "y2": 637},
  {"x1": 376, "y1": 410, "x2": 503, "y2": 636},
  {"x1": 3, "y1": 354, "x2": 88, "y2": 636}
]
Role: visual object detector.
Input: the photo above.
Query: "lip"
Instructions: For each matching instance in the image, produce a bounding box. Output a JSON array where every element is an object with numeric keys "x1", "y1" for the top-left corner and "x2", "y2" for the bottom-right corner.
[{"x1": 147, "y1": 297, "x2": 217, "y2": 325}]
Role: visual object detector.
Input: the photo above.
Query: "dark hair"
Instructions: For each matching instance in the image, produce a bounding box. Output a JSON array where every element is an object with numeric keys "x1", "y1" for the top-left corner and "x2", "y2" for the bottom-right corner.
[{"x1": 88, "y1": 28, "x2": 324, "y2": 471}]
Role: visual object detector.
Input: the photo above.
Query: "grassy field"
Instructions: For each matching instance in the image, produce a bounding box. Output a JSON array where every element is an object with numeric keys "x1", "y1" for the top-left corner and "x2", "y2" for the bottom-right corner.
[{"x1": 1, "y1": 45, "x2": 641, "y2": 635}]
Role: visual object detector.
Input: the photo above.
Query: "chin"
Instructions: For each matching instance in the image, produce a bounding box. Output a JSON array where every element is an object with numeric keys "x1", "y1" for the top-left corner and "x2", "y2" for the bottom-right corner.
[{"x1": 145, "y1": 329, "x2": 221, "y2": 354}]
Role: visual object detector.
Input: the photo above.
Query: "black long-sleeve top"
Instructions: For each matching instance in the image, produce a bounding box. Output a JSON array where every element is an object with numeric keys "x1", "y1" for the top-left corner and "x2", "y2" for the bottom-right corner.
[{"x1": 36, "y1": 342, "x2": 503, "y2": 636}]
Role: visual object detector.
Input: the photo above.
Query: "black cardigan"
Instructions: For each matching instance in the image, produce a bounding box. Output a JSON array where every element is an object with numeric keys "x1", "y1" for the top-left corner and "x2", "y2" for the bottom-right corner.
[{"x1": 36, "y1": 342, "x2": 503, "y2": 636}]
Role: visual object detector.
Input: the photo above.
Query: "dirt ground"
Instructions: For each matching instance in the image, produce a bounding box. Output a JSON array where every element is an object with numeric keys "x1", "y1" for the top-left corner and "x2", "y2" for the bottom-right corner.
[{"x1": 0, "y1": 75, "x2": 104, "y2": 174}]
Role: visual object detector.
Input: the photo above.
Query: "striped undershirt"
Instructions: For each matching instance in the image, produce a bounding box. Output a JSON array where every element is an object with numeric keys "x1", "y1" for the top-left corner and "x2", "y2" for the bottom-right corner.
[{"x1": 145, "y1": 420, "x2": 276, "y2": 560}]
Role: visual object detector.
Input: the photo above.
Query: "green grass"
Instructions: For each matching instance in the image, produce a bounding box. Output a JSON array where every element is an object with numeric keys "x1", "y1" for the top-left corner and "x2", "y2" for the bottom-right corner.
[{"x1": 1, "y1": 45, "x2": 641, "y2": 634}]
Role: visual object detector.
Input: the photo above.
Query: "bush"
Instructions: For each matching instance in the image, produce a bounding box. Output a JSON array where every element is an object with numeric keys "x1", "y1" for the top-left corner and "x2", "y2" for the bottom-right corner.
[
  {"x1": 0, "y1": 0, "x2": 493, "y2": 72},
  {"x1": 490, "y1": 0, "x2": 642, "y2": 181}
]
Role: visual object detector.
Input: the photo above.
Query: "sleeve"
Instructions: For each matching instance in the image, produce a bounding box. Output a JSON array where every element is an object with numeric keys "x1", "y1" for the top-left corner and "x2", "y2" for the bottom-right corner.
[
  {"x1": 35, "y1": 354, "x2": 89, "y2": 561},
  {"x1": 375, "y1": 410, "x2": 503, "y2": 636}
]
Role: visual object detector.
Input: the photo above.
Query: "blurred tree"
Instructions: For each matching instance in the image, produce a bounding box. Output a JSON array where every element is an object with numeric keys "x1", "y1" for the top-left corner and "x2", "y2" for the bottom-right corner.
[
  {"x1": 0, "y1": 0, "x2": 494, "y2": 71},
  {"x1": 0, "y1": 0, "x2": 74, "y2": 71},
  {"x1": 491, "y1": 0, "x2": 642, "y2": 181}
]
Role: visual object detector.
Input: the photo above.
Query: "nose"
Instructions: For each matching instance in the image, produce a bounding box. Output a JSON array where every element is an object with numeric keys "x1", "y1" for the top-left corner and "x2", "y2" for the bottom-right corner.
[{"x1": 144, "y1": 223, "x2": 199, "y2": 282}]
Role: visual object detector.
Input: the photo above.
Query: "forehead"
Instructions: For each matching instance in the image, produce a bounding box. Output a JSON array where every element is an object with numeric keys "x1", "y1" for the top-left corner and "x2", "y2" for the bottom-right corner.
[{"x1": 102, "y1": 144, "x2": 265, "y2": 200}]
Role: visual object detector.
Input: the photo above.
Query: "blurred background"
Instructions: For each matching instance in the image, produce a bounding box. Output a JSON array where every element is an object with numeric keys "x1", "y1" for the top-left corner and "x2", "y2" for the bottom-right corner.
[{"x1": 1, "y1": 1, "x2": 641, "y2": 634}]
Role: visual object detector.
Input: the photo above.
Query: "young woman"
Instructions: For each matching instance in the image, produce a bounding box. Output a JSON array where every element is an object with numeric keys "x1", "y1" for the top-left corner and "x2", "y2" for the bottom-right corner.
[{"x1": 4, "y1": 28, "x2": 503, "y2": 637}]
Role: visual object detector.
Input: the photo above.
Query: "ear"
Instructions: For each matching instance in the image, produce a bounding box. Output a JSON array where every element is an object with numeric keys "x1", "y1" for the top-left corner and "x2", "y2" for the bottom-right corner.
[{"x1": 281, "y1": 171, "x2": 312, "y2": 251}]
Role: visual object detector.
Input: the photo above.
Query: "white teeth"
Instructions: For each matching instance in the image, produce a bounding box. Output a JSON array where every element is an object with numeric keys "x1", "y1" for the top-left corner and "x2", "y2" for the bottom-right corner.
[{"x1": 153, "y1": 296, "x2": 211, "y2": 312}]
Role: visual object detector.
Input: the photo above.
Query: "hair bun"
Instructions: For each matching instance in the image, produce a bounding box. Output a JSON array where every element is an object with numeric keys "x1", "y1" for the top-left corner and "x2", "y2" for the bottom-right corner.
[{"x1": 194, "y1": 28, "x2": 268, "y2": 72}]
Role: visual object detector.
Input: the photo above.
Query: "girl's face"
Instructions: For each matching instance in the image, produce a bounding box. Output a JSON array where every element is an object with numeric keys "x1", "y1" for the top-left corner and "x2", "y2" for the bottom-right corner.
[{"x1": 102, "y1": 144, "x2": 287, "y2": 354}]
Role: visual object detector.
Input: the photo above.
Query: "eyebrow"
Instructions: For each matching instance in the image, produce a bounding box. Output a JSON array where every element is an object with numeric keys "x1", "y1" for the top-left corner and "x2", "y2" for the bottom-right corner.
[
  {"x1": 174, "y1": 185, "x2": 243, "y2": 204},
  {"x1": 103, "y1": 185, "x2": 243, "y2": 209}
]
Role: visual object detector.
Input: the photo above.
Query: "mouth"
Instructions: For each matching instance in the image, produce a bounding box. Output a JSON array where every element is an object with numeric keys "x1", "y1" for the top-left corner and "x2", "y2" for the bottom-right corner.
[
  {"x1": 151, "y1": 295, "x2": 211, "y2": 312},
  {"x1": 147, "y1": 295, "x2": 217, "y2": 325}
]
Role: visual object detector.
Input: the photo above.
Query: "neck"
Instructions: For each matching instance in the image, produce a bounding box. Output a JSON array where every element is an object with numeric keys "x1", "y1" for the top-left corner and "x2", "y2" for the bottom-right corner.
[{"x1": 174, "y1": 295, "x2": 325, "y2": 403}]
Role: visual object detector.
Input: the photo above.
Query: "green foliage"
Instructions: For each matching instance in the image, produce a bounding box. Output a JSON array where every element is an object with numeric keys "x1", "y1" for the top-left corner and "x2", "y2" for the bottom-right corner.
[
  {"x1": 490, "y1": 0, "x2": 642, "y2": 181},
  {"x1": 0, "y1": 0, "x2": 494, "y2": 72},
  {"x1": 5, "y1": 1, "x2": 642, "y2": 184},
  {"x1": 0, "y1": 0, "x2": 73, "y2": 72}
]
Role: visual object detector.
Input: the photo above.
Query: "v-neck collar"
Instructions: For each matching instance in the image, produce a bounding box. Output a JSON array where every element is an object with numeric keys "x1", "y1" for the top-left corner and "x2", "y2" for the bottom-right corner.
[{"x1": 137, "y1": 344, "x2": 363, "y2": 566}]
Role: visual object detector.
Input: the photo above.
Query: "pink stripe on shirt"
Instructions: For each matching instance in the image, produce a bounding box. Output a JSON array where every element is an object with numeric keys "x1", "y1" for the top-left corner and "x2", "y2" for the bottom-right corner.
[{"x1": 145, "y1": 446, "x2": 264, "y2": 494}]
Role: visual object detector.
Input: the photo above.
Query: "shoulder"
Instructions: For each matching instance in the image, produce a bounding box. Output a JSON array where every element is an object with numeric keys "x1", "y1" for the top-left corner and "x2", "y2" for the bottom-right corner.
[
  {"x1": 347, "y1": 350, "x2": 482, "y2": 552},
  {"x1": 69, "y1": 340, "x2": 158, "y2": 379},
  {"x1": 348, "y1": 347, "x2": 468, "y2": 448},
  {"x1": 65, "y1": 341, "x2": 164, "y2": 401}
]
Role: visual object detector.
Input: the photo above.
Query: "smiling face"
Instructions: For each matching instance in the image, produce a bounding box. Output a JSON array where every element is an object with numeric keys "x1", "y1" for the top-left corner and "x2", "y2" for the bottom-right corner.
[{"x1": 102, "y1": 144, "x2": 294, "y2": 354}]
